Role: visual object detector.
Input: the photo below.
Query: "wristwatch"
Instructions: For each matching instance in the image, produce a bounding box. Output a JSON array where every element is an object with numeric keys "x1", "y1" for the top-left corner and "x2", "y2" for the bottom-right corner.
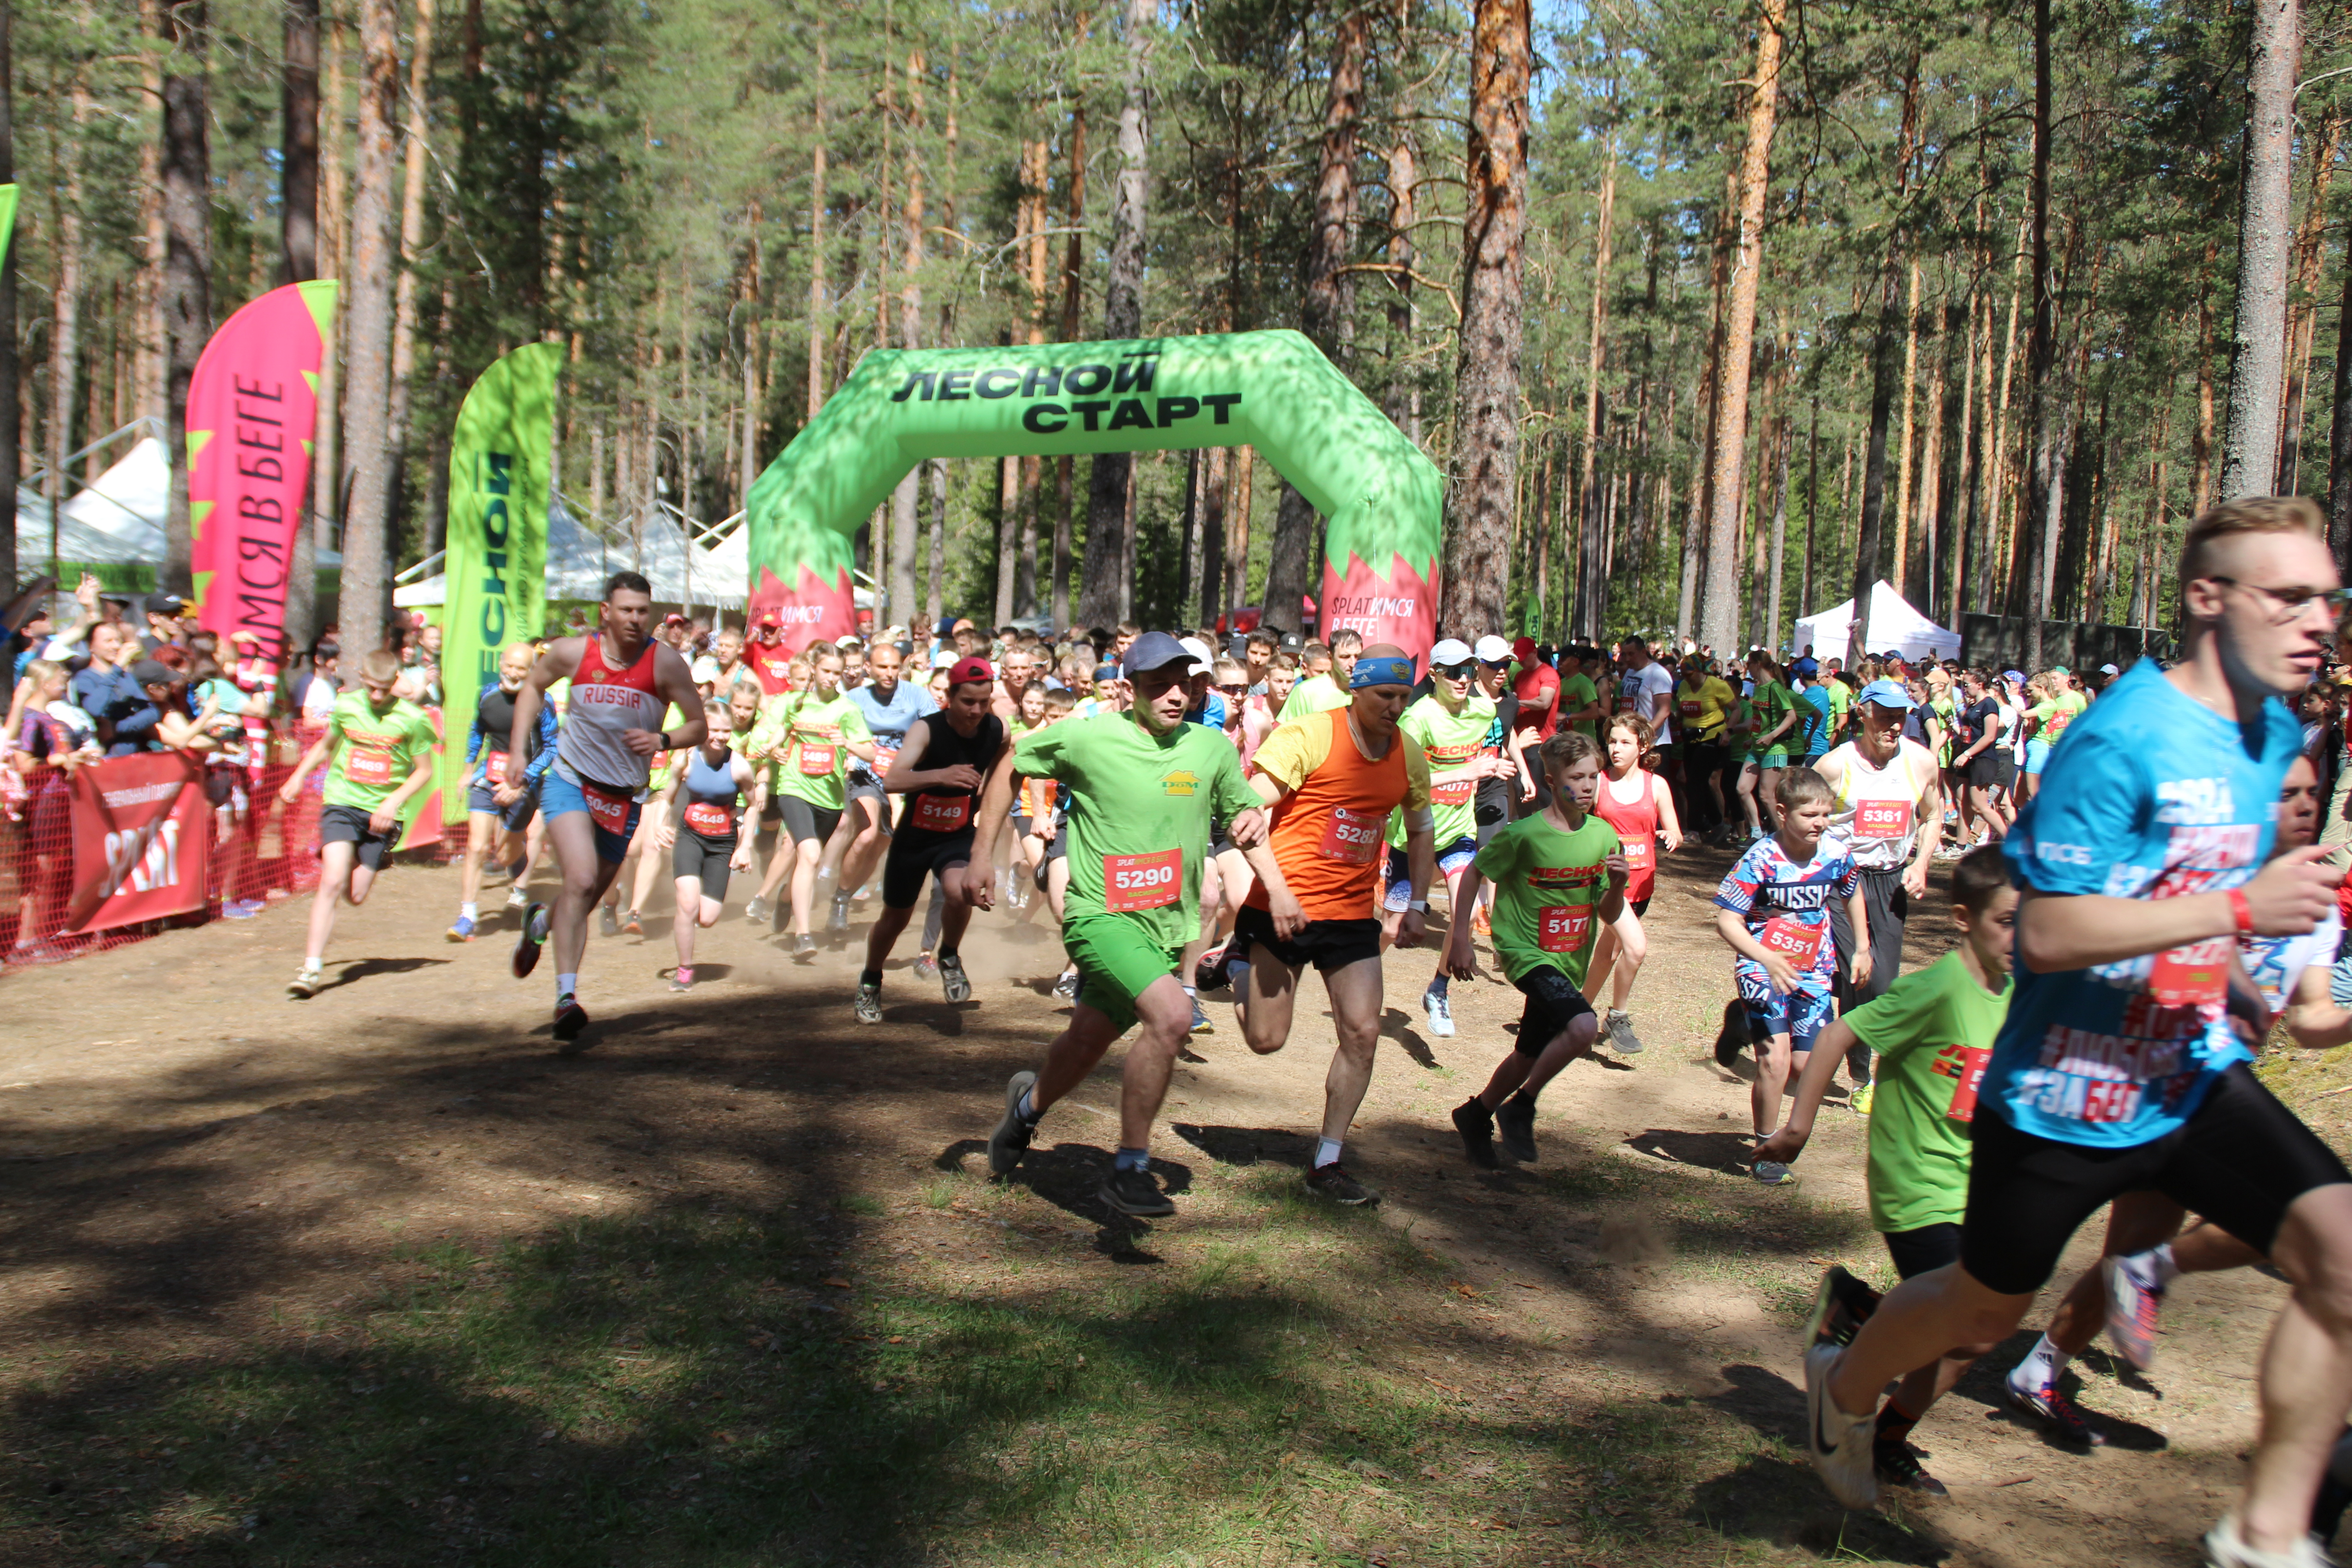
[{"x1": 1406, "y1": 898, "x2": 1430, "y2": 912}]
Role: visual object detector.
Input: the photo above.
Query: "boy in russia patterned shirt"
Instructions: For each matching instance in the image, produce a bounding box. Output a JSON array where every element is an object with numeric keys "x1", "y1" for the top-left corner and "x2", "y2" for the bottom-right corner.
[{"x1": 1714, "y1": 765, "x2": 1870, "y2": 1183}]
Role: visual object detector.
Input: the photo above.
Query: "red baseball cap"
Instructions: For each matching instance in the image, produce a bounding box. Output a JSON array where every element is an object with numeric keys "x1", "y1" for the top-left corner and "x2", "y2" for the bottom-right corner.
[
  {"x1": 947, "y1": 656, "x2": 995, "y2": 688},
  {"x1": 662, "y1": 612, "x2": 688, "y2": 627},
  {"x1": 1512, "y1": 635, "x2": 1537, "y2": 663},
  {"x1": 756, "y1": 611, "x2": 780, "y2": 628}
]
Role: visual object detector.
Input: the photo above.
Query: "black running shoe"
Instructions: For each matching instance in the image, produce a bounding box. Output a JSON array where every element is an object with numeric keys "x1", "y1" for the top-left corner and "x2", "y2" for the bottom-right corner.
[
  {"x1": 854, "y1": 982, "x2": 882, "y2": 1024},
  {"x1": 939, "y1": 952, "x2": 971, "y2": 1003},
  {"x1": 1306, "y1": 1162, "x2": 1379, "y2": 1205},
  {"x1": 1195, "y1": 945, "x2": 1234, "y2": 992},
  {"x1": 990, "y1": 1071, "x2": 1038, "y2": 1176},
  {"x1": 1451, "y1": 1098, "x2": 1499, "y2": 1169},
  {"x1": 2004, "y1": 1378, "x2": 2106, "y2": 1446},
  {"x1": 1714, "y1": 998, "x2": 1749, "y2": 1068},
  {"x1": 512, "y1": 902, "x2": 549, "y2": 979},
  {"x1": 1805, "y1": 1264, "x2": 1884, "y2": 1349},
  {"x1": 1875, "y1": 1439, "x2": 1948, "y2": 1496},
  {"x1": 553, "y1": 994, "x2": 589, "y2": 1049},
  {"x1": 1099, "y1": 1164, "x2": 1174, "y2": 1217},
  {"x1": 1494, "y1": 1097, "x2": 1538, "y2": 1163}
]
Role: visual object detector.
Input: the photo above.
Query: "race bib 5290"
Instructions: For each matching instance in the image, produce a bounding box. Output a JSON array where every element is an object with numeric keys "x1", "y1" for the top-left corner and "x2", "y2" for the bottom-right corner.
[{"x1": 1103, "y1": 848, "x2": 1181, "y2": 912}]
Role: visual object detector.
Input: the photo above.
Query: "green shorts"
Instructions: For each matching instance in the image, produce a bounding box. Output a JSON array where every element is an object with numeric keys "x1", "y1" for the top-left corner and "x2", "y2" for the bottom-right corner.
[
  {"x1": 1061, "y1": 914, "x2": 1186, "y2": 1036},
  {"x1": 1752, "y1": 749, "x2": 1789, "y2": 769}
]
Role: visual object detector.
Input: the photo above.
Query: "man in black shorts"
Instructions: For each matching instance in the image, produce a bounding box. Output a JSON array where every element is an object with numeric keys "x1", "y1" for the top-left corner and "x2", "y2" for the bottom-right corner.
[
  {"x1": 1801, "y1": 497, "x2": 2352, "y2": 1568},
  {"x1": 1230, "y1": 645, "x2": 1436, "y2": 1204},
  {"x1": 854, "y1": 657, "x2": 1014, "y2": 1021}
]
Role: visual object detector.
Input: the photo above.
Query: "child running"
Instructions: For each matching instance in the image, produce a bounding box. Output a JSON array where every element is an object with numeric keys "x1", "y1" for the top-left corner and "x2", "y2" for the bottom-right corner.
[
  {"x1": 1443, "y1": 730, "x2": 1629, "y2": 1168},
  {"x1": 1583, "y1": 713, "x2": 1679, "y2": 1055},
  {"x1": 1713, "y1": 766, "x2": 1871, "y2": 1184},
  {"x1": 1751, "y1": 843, "x2": 2016, "y2": 1494},
  {"x1": 657, "y1": 697, "x2": 756, "y2": 991}
]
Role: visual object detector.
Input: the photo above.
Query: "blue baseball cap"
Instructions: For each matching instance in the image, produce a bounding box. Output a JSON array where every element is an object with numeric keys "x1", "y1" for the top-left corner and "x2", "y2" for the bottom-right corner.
[
  {"x1": 1857, "y1": 678, "x2": 1915, "y2": 711},
  {"x1": 1790, "y1": 656, "x2": 1819, "y2": 677}
]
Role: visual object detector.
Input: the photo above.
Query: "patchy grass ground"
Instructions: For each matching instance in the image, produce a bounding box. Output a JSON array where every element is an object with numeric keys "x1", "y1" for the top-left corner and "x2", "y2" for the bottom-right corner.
[{"x1": 0, "y1": 843, "x2": 2337, "y2": 1567}]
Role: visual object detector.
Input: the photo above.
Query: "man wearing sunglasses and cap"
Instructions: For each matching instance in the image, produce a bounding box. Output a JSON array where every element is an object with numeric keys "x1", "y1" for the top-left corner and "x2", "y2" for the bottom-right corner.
[
  {"x1": 1228, "y1": 643, "x2": 1438, "y2": 1206},
  {"x1": 1813, "y1": 676, "x2": 1944, "y2": 1110},
  {"x1": 977, "y1": 631, "x2": 1280, "y2": 1218}
]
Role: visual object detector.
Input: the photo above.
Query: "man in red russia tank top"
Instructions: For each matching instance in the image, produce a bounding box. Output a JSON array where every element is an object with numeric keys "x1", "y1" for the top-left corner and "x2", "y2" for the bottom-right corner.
[{"x1": 508, "y1": 571, "x2": 707, "y2": 1046}]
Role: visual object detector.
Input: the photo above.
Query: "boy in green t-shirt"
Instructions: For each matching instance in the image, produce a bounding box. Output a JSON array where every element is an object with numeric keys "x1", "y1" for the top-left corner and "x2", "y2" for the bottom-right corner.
[
  {"x1": 1754, "y1": 843, "x2": 2016, "y2": 1496},
  {"x1": 1442, "y1": 729, "x2": 1629, "y2": 1169},
  {"x1": 276, "y1": 649, "x2": 441, "y2": 998}
]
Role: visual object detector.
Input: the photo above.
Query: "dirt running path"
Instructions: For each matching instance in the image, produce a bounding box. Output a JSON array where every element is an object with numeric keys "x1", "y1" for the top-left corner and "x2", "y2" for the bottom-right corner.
[{"x1": 1, "y1": 842, "x2": 2341, "y2": 1566}]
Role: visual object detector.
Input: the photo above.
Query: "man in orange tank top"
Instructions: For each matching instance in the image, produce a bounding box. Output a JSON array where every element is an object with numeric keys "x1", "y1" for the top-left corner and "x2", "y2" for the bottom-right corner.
[
  {"x1": 508, "y1": 572, "x2": 707, "y2": 1046},
  {"x1": 1229, "y1": 644, "x2": 1437, "y2": 1206}
]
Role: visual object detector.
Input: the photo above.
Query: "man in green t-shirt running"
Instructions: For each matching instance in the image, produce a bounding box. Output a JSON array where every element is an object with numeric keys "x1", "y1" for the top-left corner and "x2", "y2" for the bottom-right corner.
[
  {"x1": 978, "y1": 632, "x2": 1280, "y2": 1217},
  {"x1": 277, "y1": 649, "x2": 440, "y2": 999}
]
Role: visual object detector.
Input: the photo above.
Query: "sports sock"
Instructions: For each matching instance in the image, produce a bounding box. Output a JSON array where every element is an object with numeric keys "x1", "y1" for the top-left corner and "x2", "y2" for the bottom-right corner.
[
  {"x1": 1874, "y1": 1396, "x2": 1923, "y2": 1448},
  {"x1": 1314, "y1": 1137, "x2": 1343, "y2": 1168},
  {"x1": 1015, "y1": 1086, "x2": 1039, "y2": 1124},
  {"x1": 301, "y1": 955, "x2": 322, "y2": 970},
  {"x1": 1426, "y1": 973, "x2": 1450, "y2": 998},
  {"x1": 2012, "y1": 1333, "x2": 2068, "y2": 1390},
  {"x1": 556, "y1": 972, "x2": 578, "y2": 999},
  {"x1": 860, "y1": 968, "x2": 882, "y2": 988},
  {"x1": 2142, "y1": 1242, "x2": 2180, "y2": 1288},
  {"x1": 461, "y1": 902, "x2": 478, "y2": 920},
  {"x1": 1113, "y1": 1146, "x2": 1151, "y2": 1173}
]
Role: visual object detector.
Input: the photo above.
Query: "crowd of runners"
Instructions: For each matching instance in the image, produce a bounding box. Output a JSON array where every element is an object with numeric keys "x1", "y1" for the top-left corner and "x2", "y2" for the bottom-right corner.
[{"x1": 221, "y1": 491, "x2": 2352, "y2": 1566}]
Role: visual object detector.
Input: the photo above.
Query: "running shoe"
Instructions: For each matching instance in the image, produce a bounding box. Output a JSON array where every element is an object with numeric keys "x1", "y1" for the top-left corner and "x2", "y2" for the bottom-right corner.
[
  {"x1": 1052, "y1": 969, "x2": 1078, "y2": 1000},
  {"x1": 505, "y1": 884, "x2": 529, "y2": 912},
  {"x1": 939, "y1": 952, "x2": 971, "y2": 1004},
  {"x1": 745, "y1": 896, "x2": 771, "y2": 924},
  {"x1": 511, "y1": 903, "x2": 549, "y2": 979},
  {"x1": 1805, "y1": 1265, "x2": 1884, "y2": 1350},
  {"x1": 793, "y1": 933, "x2": 818, "y2": 957},
  {"x1": 599, "y1": 904, "x2": 619, "y2": 937},
  {"x1": 1803, "y1": 1343, "x2": 1879, "y2": 1510},
  {"x1": 554, "y1": 993, "x2": 590, "y2": 1046},
  {"x1": 286, "y1": 965, "x2": 323, "y2": 1000},
  {"x1": 1190, "y1": 996, "x2": 1212, "y2": 1034},
  {"x1": 1306, "y1": 1163, "x2": 1379, "y2": 1206},
  {"x1": 1714, "y1": 999, "x2": 1749, "y2": 1067},
  {"x1": 671, "y1": 967, "x2": 695, "y2": 993},
  {"x1": 1874, "y1": 1439, "x2": 1948, "y2": 1496},
  {"x1": 2003, "y1": 1376, "x2": 2105, "y2": 1446},
  {"x1": 1451, "y1": 1098, "x2": 1499, "y2": 1170},
  {"x1": 1194, "y1": 946, "x2": 1233, "y2": 991},
  {"x1": 222, "y1": 898, "x2": 265, "y2": 920},
  {"x1": 1605, "y1": 1007, "x2": 1646, "y2": 1055},
  {"x1": 828, "y1": 896, "x2": 850, "y2": 933},
  {"x1": 2102, "y1": 1250, "x2": 2166, "y2": 1371},
  {"x1": 447, "y1": 914, "x2": 477, "y2": 942},
  {"x1": 1098, "y1": 1165, "x2": 1175, "y2": 1218},
  {"x1": 2201, "y1": 1512, "x2": 2332, "y2": 1568},
  {"x1": 854, "y1": 981, "x2": 883, "y2": 1024},
  {"x1": 1753, "y1": 1159, "x2": 1798, "y2": 1186},
  {"x1": 990, "y1": 1071, "x2": 1038, "y2": 1176},
  {"x1": 622, "y1": 909, "x2": 643, "y2": 936},
  {"x1": 1494, "y1": 1096, "x2": 1538, "y2": 1163},
  {"x1": 1422, "y1": 985, "x2": 1455, "y2": 1039},
  {"x1": 915, "y1": 953, "x2": 940, "y2": 982},
  {"x1": 1850, "y1": 1083, "x2": 1876, "y2": 1118}
]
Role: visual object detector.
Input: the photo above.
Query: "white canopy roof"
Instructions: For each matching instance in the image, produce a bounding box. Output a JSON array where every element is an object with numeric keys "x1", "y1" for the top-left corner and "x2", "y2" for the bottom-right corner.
[
  {"x1": 1793, "y1": 579, "x2": 1960, "y2": 662},
  {"x1": 394, "y1": 498, "x2": 740, "y2": 608},
  {"x1": 15, "y1": 435, "x2": 343, "y2": 571}
]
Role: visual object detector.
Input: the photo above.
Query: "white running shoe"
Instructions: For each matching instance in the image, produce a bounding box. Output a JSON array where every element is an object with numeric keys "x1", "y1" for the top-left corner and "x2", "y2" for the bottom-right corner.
[
  {"x1": 1605, "y1": 1008, "x2": 1646, "y2": 1054},
  {"x1": 2102, "y1": 1250, "x2": 2166, "y2": 1371},
  {"x1": 1422, "y1": 986, "x2": 1455, "y2": 1039},
  {"x1": 2202, "y1": 1513, "x2": 2335, "y2": 1567},
  {"x1": 1803, "y1": 1342, "x2": 1878, "y2": 1510}
]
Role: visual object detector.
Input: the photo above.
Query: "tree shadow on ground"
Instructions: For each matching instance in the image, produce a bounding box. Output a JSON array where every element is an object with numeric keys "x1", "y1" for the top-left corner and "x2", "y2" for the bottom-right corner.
[
  {"x1": 1171, "y1": 1122, "x2": 1319, "y2": 1170},
  {"x1": 1622, "y1": 1127, "x2": 1763, "y2": 1172},
  {"x1": 1689, "y1": 1452, "x2": 1950, "y2": 1565}
]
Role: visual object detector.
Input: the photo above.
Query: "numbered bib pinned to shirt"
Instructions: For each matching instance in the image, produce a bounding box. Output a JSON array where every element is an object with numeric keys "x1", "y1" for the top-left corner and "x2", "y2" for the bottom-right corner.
[
  {"x1": 1539, "y1": 905, "x2": 1593, "y2": 953},
  {"x1": 1622, "y1": 835, "x2": 1652, "y2": 869},
  {"x1": 1759, "y1": 916, "x2": 1824, "y2": 966},
  {"x1": 483, "y1": 750, "x2": 509, "y2": 786},
  {"x1": 2147, "y1": 936, "x2": 2231, "y2": 1009},
  {"x1": 1853, "y1": 798, "x2": 1912, "y2": 839},
  {"x1": 346, "y1": 745, "x2": 395, "y2": 787},
  {"x1": 912, "y1": 792, "x2": 972, "y2": 833},
  {"x1": 797, "y1": 742, "x2": 838, "y2": 776},
  {"x1": 1103, "y1": 848, "x2": 1181, "y2": 912},
  {"x1": 1318, "y1": 806, "x2": 1386, "y2": 865},
  {"x1": 684, "y1": 800, "x2": 733, "y2": 836}
]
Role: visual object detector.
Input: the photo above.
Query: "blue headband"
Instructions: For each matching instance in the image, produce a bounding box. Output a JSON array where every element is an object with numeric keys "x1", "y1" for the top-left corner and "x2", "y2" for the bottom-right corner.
[{"x1": 1352, "y1": 654, "x2": 1416, "y2": 690}]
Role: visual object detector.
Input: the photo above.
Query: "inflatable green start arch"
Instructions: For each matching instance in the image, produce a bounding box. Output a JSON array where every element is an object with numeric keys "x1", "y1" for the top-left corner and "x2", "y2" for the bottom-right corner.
[{"x1": 744, "y1": 330, "x2": 1443, "y2": 659}]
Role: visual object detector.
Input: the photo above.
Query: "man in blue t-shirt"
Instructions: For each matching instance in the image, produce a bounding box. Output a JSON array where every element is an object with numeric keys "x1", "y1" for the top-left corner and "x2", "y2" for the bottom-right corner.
[
  {"x1": 1796, "y1": 499, "x2": 2352, "y2": 1562},
  {"x1": 828, "y1": 641, "x2": 939, "y2": 928}
]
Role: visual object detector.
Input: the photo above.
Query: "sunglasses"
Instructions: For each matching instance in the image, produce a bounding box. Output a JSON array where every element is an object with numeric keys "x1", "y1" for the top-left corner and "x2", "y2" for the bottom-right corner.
[
  {"x1": 1216, "y1": 682, "x2": 1248, "y2": 695},
  {"x1": 1434, "y1": 662, "x2": 1475, "y2": 679}
]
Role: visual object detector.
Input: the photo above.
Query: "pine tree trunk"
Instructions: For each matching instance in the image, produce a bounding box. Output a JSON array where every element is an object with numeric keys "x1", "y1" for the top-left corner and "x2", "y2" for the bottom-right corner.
[
  {"x1": 1700, "y1": 0, "x2": 1784, "y2": 656},
  {"x1": 893, "y1": 49, "x2": 926, "y2": 626},
  {"x1": 1892, "y1": 259, "x2": 1920, "y2": 588},
  {"x1": 338, "y1": 0, "x2": 400, "y2": 655},
  {"x1": 384, "y1": 0, "x2": 433, "y2": 464},
  {"x1": 1439, "y1": 0, "x2": 1531, "y2": 638},
  {"x1": 157, "y1": 0, "x2": 212, "y2": 598},
  {"x1": 1077, "y1": 0, "x2": 1152, "y2": 630},
  {"x1": 44, "y1": 78, "x2": 88, "y2": 580},
  {"x1": 280, "y1": 0, "x2": 319, "y2": 285},
  {"x1": 2328, "y1": 225, "x2": 2352, "y2": 566},
  {"x1": 926, "y1": 459, "x2": 947, "y2": 623},
  {"x1": 2022, "y1": 0, "x2": 2055, "y2": 666},
  {"x1": 1383, "y1": 137, "x2": 1421, "y2": 441},
  {"x1": 805, "y1": 35, "x2": 826, "y2": 421},
  {"x1": 0, "y1": 0, "x2": 14, "y2": 589},
  {"x1": 2221, "y1": 0, "x2": 2299, "y2": 500},
  {"x1": 314, "y1": 12, "x2": 345, "y2": 556},
  {"x1": 1200, "y1": 445, "x2": 1227, "y2": 625},
  {"x1": 1578, "y1": 126, "x2": 1616, "y2": 639},
  {"x1": 1914, "y1": 322, "x2": 1946, "y2": 602},
  {"x1": 2279, "y1": 106, "x2": 2340, "y2": 493}
]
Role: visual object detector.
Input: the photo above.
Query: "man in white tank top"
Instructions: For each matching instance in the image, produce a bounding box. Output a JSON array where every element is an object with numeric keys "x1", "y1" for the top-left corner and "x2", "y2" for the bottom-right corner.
[
  {"x1": 508, "y1": 572, "x2": 707, "y2": 1045},
  {"x1": 1813, "y1": 678, "x2": 1942, "y2": 1101}
]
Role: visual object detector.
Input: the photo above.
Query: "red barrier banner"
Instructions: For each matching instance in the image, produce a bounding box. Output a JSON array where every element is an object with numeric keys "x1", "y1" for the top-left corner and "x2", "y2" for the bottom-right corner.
[{"x1": 62, "y1": 753, "x2": 213, "y2": 935}]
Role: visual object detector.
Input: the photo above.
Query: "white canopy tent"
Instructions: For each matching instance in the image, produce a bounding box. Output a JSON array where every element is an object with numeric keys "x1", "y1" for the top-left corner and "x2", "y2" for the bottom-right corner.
[
  {"x1": 16, "y1": 432, "x2": 346, "y2": 581},
  {"x1": 395, "y1": 498, "x2": 739, "y2": 609},
  {"x1": 1792, "y1": 579, "x2": 1960, "y2": 663}
]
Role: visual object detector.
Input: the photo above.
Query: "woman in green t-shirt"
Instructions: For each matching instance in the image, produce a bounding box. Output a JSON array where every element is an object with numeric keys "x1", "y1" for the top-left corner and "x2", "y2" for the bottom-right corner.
[{"x1": 1735, "y1": 652, "x2": 1799, "y2": 841}]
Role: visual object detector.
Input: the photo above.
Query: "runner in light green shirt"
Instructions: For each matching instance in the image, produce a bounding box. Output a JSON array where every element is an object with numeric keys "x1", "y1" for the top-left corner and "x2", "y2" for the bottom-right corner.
[
  {"x1": 977, "y1": 633, "x2": 1281, "y2": 1221},
  {"x1": 746, "y1": 641, "x2": 877, "y2": 946}
]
